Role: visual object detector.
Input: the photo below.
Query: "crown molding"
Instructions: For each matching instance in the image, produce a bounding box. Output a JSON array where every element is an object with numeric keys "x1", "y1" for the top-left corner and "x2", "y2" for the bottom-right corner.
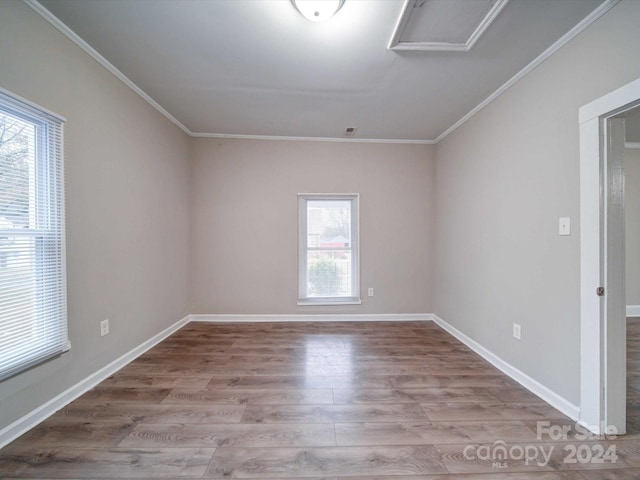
[
  {"x1": 24, "y1": 0, "x2": 620, "y2": 146},
  {"x1": 434, "y1": 0, "x2": 621, "y2": 144},
  {"x1": 23, "y1": 0, "x2": 434, "y2": 146},
  {"x1": 23, "y1": 0, "x2": 192, "y2": 136},
  {"x1": 190, "y1": 132, "x2": 435, "y2": 145}
]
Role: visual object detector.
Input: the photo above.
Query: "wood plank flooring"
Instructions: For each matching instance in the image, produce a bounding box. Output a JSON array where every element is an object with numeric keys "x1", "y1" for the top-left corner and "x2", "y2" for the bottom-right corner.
[
  {"x1": 628, "y1": 318, "x2": 640, "y2": 439},
  {"x1": 0, "y1": 320, "x2": 639, "y2": 478}
]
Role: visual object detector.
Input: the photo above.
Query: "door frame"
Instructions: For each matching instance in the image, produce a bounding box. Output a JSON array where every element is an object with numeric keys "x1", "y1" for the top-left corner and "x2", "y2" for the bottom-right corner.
[{"x1": 580, "y1": 77, "x2": 640, "y2": 434}]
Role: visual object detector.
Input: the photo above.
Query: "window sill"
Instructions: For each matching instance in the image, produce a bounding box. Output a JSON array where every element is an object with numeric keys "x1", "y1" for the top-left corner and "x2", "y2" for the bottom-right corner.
[{"x1": 298, "y1": 298, "x2": 362, "y2": 306}]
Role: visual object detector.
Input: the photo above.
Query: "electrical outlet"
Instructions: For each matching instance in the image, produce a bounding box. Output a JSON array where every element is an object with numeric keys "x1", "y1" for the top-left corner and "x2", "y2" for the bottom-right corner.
[
  {"x1": 513, "y1": 323, "x2": 521, "y2": 340},
  {"x1": 368, "y1": 288, "x2": 374, "y2": 297},
  {"x1": 100, "y1": 319, "x2": 110, "y2": 337}
]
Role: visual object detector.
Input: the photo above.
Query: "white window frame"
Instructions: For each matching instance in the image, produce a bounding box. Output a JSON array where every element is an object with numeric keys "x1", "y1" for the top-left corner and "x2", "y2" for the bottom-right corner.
[
  {"x1": 0, "y1": 87, "x2": 68, "y2": 382},
  {"x1": 298, "y1": 193, "x2": 360, "y2": 305}
]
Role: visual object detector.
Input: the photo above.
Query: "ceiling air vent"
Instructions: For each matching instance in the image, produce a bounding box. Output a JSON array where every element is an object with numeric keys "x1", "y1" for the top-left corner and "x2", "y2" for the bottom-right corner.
[{"x1": 344, "y1": 127, "x2": 357, "y2": 137}]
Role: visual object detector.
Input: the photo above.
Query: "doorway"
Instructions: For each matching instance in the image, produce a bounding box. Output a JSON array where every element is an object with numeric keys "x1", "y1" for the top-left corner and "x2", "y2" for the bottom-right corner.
[
  {"x1": 624, "y1": 108, "x2": 640, "y2": 433},
  {"x1": 579, "y1": 78, "x2": 640, "y2": 435}
]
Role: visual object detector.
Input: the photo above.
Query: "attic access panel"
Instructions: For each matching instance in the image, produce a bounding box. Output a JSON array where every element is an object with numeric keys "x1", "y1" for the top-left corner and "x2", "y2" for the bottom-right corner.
[{"x1": 388, "y1": 0, "x2": 509, "y2": 52}]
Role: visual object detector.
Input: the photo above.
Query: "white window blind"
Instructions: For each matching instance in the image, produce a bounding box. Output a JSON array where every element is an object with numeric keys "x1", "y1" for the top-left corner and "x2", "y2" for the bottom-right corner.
[
  {"x1": 298, "y1": 194, "x2": 360, "y2": 305},
  {"x1": 0, "y1": 89, "x2": 68, "y2": 382}
]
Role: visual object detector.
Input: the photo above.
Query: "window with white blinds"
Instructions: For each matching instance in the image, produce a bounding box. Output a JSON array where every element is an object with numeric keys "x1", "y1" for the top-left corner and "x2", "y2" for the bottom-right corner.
[
  {"x1": 298, "y1": 194, "x2": 360, "y2": 305},
  {"x1": 0, "y1": 89, "x2": 67, "y2": 382}
]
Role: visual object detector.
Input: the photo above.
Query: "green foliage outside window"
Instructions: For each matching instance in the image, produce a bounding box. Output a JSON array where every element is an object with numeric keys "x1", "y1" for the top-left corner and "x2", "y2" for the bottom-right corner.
[{"x1": 308, "y1": 257, "x2": 339, "y2": 296}]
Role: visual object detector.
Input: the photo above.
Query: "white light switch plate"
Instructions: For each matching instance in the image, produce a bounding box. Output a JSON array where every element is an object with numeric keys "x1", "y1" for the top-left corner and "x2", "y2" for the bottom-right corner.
[
  {"x1": 100, "y1": 319, "x2": 110, "y2": 337},
  {"x1": 559, "y1": 217, "x2": 571, "y2": 236},
  {"x1": 513, "y1": 323, "x2": 521, "y2": 340}
]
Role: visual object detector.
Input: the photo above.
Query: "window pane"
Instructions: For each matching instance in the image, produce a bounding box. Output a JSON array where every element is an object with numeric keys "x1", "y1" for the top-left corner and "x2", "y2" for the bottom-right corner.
[
  {"x1": 307, "y1": 200, "x2": 351, "y2": 248},
  {"x1": 299, "y1": 194, "x2": 359, "y2": 304},
  {"x1": 0, "y1": 236, "x2": 38, "y2": 351},
  {"x1": 307, "y1": 250, "x2": 352, "y2": 297},
  {"x1": 0, "y1": 113, "x2": 34, "y2": 230},
  {"x1": 0, "y1": 92, "x2": 67, "y2": 382}
]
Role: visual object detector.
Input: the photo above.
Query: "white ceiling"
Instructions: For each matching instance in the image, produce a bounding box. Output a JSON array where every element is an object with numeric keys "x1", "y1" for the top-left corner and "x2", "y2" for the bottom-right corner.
[
  {"x1": 35, "y1": 0, "x2": 608, "y2": 142},
  {"x1": 390, "y1": 0, "x2": 507, "y2": 50}
]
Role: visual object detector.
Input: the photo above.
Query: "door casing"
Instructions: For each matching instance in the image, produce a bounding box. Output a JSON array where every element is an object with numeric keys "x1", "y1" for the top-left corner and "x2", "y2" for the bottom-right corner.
[{"x1": 579, "y1": 78, "x2": 640, "y2": 434}]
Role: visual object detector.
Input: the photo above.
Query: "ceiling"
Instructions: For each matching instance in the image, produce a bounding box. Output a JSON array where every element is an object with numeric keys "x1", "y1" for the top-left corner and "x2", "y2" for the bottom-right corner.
[{"x1": 35, "y1": 0, "x2": 610, "y2": 142}]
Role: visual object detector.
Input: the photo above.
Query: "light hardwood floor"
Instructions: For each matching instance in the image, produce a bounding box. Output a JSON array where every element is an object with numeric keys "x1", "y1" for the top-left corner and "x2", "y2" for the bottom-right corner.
[{"x1": 0, "y1": 320, "x2": 639, "y2": 479}]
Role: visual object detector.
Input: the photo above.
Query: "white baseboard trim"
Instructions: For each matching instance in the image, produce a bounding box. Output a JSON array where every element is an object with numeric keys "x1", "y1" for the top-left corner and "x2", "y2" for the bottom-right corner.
[
  {"x1": 432, "y1": 314, "x2": 580, "y2": 421},
  {"x1": 190, "y1": 313, "x2": 434, "y2": 323},
  {"x1": 0, "y1": 315, "x2": 190, "y2": 449},
  {"x1": 627, "y1": 305, "x2": 640, "y2": 317},
  {"x1": 1, "y1": 311, "x2": 581, "y2": 449}
]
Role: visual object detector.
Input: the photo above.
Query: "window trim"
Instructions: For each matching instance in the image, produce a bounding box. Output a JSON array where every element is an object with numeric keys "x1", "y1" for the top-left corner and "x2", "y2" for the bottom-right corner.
[
  {"x1": 0, "y1": 87, "x2": 68, "y2": 382},
  {"x1": 298, "y1": 193, "x2": 360, "y2": 306}
]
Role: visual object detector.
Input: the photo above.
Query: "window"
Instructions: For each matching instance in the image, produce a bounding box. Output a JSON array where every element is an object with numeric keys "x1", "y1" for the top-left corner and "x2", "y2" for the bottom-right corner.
[
  {"x1": 0, "y1": 89, "x2": 67, "y2": 381},
  {"x1": 298, "y1": 194, "x2": 359, "y2": 305}
]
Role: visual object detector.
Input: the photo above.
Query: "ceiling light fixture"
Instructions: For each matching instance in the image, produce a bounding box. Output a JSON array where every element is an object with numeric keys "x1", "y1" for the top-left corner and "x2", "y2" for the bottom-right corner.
[{"x1": 291, "y1": 0, "x2": 345, "y2": 22}]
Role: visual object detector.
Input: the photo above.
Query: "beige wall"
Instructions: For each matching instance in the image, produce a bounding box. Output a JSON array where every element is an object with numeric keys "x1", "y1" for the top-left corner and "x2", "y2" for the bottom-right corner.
[
  {"x1": 191, "y1": 139, "x2": 435, "y2": 315},
  {"x1": 434, "y1": 0, "x2": 640, "y2": 404},
  {"x1": 1, "y1": 0, "x2": 639, "y2": 435},
  {"x1": 0, "y1": 1, "x2": 191, "y2": 429},
  {"x1": 627, "y1": 147, "x2": 640, "y2": 306}
]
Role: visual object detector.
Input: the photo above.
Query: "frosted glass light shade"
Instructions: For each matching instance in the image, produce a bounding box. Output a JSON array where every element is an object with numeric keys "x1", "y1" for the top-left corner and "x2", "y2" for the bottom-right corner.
[{"x1": 291, "y1": 0, "x2": 345, "y2": 22}]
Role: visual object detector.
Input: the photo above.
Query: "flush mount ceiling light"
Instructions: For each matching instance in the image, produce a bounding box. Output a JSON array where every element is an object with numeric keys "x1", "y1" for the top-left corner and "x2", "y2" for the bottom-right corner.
[{"x1": 291, "y1": 0, "x2": 345, "y2": 22}]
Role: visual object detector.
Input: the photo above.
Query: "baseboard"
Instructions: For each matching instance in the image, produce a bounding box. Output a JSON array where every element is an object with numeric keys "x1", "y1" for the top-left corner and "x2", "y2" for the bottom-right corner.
[
  {"x1": 627, "y1": 305, "x2": 640, "y2": 317},
  {"x1": 1, "y1": 311, "x2": 581, "y2": 449},
  {"x1": 432, "y1": 314, "x2": 580, "y2": 421},
  {"x1": 190, "y1": 313, "x2": 434, "y2": 323},
  {"x1": 0, "y1": 315, "x2": 190, "y2": 449}
]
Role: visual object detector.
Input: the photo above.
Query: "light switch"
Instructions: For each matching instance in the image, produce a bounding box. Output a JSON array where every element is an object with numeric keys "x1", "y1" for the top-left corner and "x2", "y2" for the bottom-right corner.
[{"x1": 559, "y1": 217, "x2": 571, "y2": 236}]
